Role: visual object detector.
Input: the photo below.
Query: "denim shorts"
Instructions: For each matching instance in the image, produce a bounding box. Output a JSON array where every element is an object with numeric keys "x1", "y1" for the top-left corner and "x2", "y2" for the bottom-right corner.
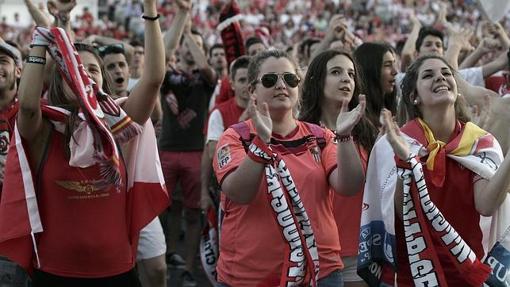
[{"x1": 217, "y1": 269, "x2": 344, "y2": 287}]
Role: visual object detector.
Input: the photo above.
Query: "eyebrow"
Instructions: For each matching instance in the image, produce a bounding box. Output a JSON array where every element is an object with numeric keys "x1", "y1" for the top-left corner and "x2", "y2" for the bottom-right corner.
[
  {"x1": 328, "y1": 66, "x2": 354, "y2": 71},
  {"x1": 421, "y1": 67, "x2": 450, "y2": 73}
]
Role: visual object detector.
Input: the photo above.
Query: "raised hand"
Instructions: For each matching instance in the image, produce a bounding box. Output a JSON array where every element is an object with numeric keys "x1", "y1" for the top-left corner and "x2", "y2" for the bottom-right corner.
[
  {"x1": 325, "y1": 15, "x2": 347, "y2": 42},
  {"x1": 47, "y1": 0, "x2": 76, "y2": 18},
  {"x1": 335, "y1": 94, "x2": 366, "y2": 135},
  {"x1": 175, "y1": 0, "x2": 192, "y2": 11},
  {"x1": 247, "y1": 96, "x2": 272, "y2": 143},
  {"x1": 381, "y1": 109, "x2": 410, "y2": 161}
]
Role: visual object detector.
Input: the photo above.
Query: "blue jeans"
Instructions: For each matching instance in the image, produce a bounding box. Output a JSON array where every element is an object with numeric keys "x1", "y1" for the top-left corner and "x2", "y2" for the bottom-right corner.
[
  {"x1": 217, "y1": 270, "x2": 344, "y2": 287},
  {"x1": 318, "y1": 269, "x2": 344, "y2": 287}
]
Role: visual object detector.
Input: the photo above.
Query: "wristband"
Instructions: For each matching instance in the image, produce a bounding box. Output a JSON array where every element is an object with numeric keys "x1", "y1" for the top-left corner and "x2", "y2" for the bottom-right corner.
[
  {"x1": 335, "y1": 133, "x2": 353, "y2": 143},
  {"x1": 30, "y1": 27, "x2": 53, "y2": 48},
  {"x1": 26, "y1": 56, "x2": 46, "y2": 65},
  {"x1": 142, "y1": 14, "x2": 160, "y2": 21},
  {"x1": 247, "y1": 136, "x2": 272, "y2": 164}
]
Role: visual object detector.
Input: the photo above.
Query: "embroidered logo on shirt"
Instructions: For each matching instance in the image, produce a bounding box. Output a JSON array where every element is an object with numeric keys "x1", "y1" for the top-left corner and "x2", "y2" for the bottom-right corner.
[
  {"x1": 217, "y1": 144, "x2": 231, "y2": 169},
  {"x1": 56, "y1": 180, "x2": 111, "y2": 200}
]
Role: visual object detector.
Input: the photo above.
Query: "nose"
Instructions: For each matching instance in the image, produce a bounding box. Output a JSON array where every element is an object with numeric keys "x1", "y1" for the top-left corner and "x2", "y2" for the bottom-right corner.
[
  {"x1": 435, "y1": 73, "x2": 446, "y2": 82},
  {"x1": 274, "y1": 75, "x2": 286, "y2": 89},
  {"x1": 340, "y1": 71, "x2": 350, "y2": 82},
  {"x1": 391, "y1": 64, "x2": 398, "y2": 76}
]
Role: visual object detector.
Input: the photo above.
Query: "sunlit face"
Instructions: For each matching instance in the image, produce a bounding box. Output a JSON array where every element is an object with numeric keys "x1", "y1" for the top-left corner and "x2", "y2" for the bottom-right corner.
[
  {"x1": 0, "y1": 53, "x2": 19, "y2": 93},
  {"x1": 380, "y1": 51, "x2": 397, "y2": 94},
  {"x1": 79, "y1": 51, "x2": 103, "y2": 89},
  {"x1": 415, "y1": 58, "x2": 457, "y2": 111},
  {"x1": 251, "y1": 57, "x2": 299, "y2": 114},
  {"x1": 418, "y1": 35, "x2": 444, "y2": 56},
  {"x1": 248, "y1": 43, "x2": 265, "y2": 56},
  {"x1": 209, "y1": 47, "x2": 227, "y2": 72},
  {"x1": 231, "y1": 67, "x2": 249, "y2": 108},
  {"x1": 103, "y1": 53, "x2": 129, "y2": 95},
  {"x1": 323, "y1": 55, "x2": 355, "y2": 104}
]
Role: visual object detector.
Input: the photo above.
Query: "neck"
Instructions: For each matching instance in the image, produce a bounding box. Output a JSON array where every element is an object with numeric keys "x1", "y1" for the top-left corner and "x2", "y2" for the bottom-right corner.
[
  {"x1": 130, "y1": 68, "x2": 142, "y2": 79},
  {"x1": 114, "y1": 90, "x2": 128, "y2": 98},
  {"x1": 421, "y1": 105, "x2": 457, "y2": 142},
  {"x1": 270, "y1": 110, "x2": 297, "y2": 137},
  {"x1": 0, "y1": 88, "x2": 16, "y2": 110},
  {"x1": 320, "y1": 99, "x2": 341, "y2": 130},
  {"x1": 216, "y1": 68, "x2": 227, "y2": 78},
  {"x1": 234, "y1": 96, "x2": 247, "y2": 109}
]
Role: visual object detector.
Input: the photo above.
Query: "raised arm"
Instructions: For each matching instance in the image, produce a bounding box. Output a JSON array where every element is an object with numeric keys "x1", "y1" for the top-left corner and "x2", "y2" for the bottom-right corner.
[
  {"x1": 163, "y1": 0, "x2": 191, "y2": 60},
  {"x1": 17, "y1": 44, "x2": 46, "y2": 141},
  {"x1": 444, "y1": 27, "x2": 474, "y2": 70},
  {"x1": 122, "y1": 0, "x2": 165, "y2": 125},
  {"x1": 182, "y1": 30, "x2": 216, "y2": 83},
  {"x1": 310, "y1": 15, "x2": 347, "y2": 61},
  {"x1": 400, "y1": 14, "x2": 421, "y2": 72},
  {"x1": 220, "y1": 97, "x2": 271, "y2": 204},
  {"x1": 24, "y1": 0, "x2": 51, "y2": 28},
  {"x1": 47, "y1": 0, "x2": 76, "y2": 41},
  {"x1": 328, "y1": 95, "x2": 366, "y2": 196}
]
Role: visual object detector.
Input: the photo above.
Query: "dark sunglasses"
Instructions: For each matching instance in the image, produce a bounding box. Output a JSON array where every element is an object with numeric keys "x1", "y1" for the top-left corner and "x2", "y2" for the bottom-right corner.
[
  {"x1": 254, "y1": 72, "x2": 300, "y2": 88},
  {"x1": 97, "y1": 43, "x2": 125, "y2": 57}
]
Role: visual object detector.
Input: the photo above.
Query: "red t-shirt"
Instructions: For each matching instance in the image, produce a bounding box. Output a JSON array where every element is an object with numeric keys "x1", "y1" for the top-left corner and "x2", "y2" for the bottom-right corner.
[
  {"x1": 395, "y1": 125, "x2": 484, "y2": 286},
  {"x1": 213, "y1": 120, "x2": 342, "y2": 286},
  {"x1": 333, "y1": 143, "x2": 368, "y2": 257},
  {"x1": 36, "y1": 130, "x2": 133, "y2": 277}
]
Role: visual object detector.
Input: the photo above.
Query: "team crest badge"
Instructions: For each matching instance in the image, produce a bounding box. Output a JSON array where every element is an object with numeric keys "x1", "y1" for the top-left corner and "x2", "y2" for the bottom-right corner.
[{"x1": 217, "y1": 144, "x2": 232, "y2": 169}]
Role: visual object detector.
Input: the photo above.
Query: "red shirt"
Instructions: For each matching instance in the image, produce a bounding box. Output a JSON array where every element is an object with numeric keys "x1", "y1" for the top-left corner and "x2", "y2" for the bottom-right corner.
[
  {"x1": 333, "y1": 143, "x2": 368, "y2": 257},
  {"x1": 213, "y1": 120, "x2": 342, "y2": 286},
  {"x1": 36, "y1": 130, "x2": 133, "y2": 277},
  {"x1": 395, "y1": 124, "x2": 484, "y2": 286}
]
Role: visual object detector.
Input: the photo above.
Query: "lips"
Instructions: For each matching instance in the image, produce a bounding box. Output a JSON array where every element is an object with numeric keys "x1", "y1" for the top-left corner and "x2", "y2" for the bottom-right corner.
[
  {"x1": 433, "y1": 85, "x2": 449, "y2": 92},
  {"x1": 339, "y1": 87, "x2": 351, "y2": 92}
]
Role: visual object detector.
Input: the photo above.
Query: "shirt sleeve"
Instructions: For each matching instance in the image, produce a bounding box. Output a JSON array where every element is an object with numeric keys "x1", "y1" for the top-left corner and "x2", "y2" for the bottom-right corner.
[
  {"x1": 213, "y1": 127, "x2": 247, "y2": 185},
  {"x1": 320, "y1": 128, "x2": 338, "y2": 177},
  {"x1": 206, "y1": 109, "x2": 225, "y2": 143}
]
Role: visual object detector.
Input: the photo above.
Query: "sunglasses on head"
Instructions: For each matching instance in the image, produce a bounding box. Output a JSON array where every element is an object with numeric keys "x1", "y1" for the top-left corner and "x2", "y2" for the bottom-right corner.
[
  {"x1": 255, "y1": 72, "x2": 300, "y2": 88},
  {"x1": 97, "y1": 43, "x2": 125, "y2": 57}
]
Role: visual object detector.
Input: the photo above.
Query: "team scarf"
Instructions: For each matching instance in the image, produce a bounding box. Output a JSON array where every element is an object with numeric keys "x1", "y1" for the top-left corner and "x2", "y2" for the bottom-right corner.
[
  {"x1": 0, "y1": 100, "x2": 18, "y2": 186},
  {"x1": 217, "y1": 0, "x2": 245, "y2": 67},
  {"x1": 0, "y1": 98, "x2": 168, "y2": 274},
  {"x1": 35, "y1": 26, "x2": 140, "y2": 187},
  {"x1": 200, "y1": 204, "x2": 220, "y2": 286},
  {"x1": 358, "y1": 118, "x2": 505, "y2": 286},
  {"x1": 248, "y1": 137, "x2": 319, "y2": 287}
]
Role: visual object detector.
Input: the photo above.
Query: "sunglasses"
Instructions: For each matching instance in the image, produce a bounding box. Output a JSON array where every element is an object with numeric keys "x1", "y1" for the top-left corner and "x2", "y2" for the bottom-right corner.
[
  {"x1": 97, "y1": 43, "x2": 125, "y2": 57},
  {"x1": 254, "y1": 72, "x2": 300, "y2": 88}
]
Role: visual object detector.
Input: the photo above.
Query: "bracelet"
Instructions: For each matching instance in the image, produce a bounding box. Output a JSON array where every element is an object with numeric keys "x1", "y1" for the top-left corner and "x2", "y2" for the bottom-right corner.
[
  {"x1": 142, "y1": 14, "x2": 160, "y2": 21},
  {"x1": 335, "y1": 133, "x2": 353, "y2": 143},
  {"x1": 26, "y1": 56, "x2": 46, "y2": 65}
]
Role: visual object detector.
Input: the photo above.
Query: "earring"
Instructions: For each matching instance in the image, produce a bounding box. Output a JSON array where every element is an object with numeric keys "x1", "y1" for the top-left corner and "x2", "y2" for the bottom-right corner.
[{"x1": 413, "y1": 98, "x2": 420, "y2": 105}]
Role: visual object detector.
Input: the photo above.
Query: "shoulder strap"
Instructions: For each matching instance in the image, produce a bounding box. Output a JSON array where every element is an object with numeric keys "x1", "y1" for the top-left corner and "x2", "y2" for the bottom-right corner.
[{"x1": 304, "y1": 122, "x2": 326, "y2": 150}]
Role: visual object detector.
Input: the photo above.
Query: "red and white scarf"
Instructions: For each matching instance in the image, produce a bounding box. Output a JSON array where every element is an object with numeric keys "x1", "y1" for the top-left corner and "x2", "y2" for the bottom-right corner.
[
  {"x1": 36, "y1": 27, "x2": 140, "y2": 187},
  {"x1": 249, "y1": 138, "x2": 319, "y2": 287},
  {"x1": 358, "y1": 119, "x2": 505, "y2": 286}
]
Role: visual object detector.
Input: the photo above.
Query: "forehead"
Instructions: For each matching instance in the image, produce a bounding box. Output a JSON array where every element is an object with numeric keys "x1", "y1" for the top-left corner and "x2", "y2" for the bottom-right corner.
[
  {"x1": 234, "y1": 67, "x2": 248, "y2": 79},
  {"x1": 211, "y1": 47, "x2": 225, "y2": 55},
  {"x1": 258, "y1": 57, "x2": 295, "y2": 74},
  {"x1": 423, "y1": 35, "x2": 442, "y2": 44},
  {"x1": 326, "y1": 54, "x2": 354, "y2": 70},
  {"x1": 134, "y1": 46, "x2": 144, "y2": 52},
  {"x1": 249, "y1": 43, "x2": 265, "y2": 51},
  {"x1": 419, "y1": 58, "x2": 449, "y2": 72},
  {"x1": 382, "y1": 51, "x2": 395, "y2": 62},
  {"x1": 0, "y1": 52, "x2": 14, "y2": 64},
  {"x1": 79, "y1": 51, "x2": 100, "y2": 66},
  {"x1": 103, "y1": 53, "x2": 127, "y2": 65}
]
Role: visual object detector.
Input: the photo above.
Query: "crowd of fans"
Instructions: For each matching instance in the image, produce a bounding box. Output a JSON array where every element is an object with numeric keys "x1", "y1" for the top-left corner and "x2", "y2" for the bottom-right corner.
[{"x1": 1, "y1": 0, "x2": 510, "y2": 287}]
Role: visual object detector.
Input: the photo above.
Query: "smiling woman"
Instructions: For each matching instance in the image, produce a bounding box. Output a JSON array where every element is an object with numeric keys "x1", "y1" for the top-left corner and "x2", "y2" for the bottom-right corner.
[
  {"x1": 212, "y1": 49, "x2": 366, "y2": 287},
  {"x1": 360, "y1": 54, "x2": 510, "y2": 286}
]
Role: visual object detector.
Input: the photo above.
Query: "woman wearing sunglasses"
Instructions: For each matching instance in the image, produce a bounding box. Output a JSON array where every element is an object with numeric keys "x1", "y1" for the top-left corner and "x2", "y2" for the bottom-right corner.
[
  {"x1": 212, "y1": 49, "x2": 365, "y2": 287},
  {"x1": 300, "y1": 49, "x2": 372, "y2": 287}
]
